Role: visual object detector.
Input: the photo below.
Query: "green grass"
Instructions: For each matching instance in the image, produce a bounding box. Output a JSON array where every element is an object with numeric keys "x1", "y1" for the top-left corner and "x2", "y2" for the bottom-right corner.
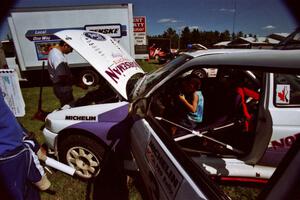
[{"x1": 18, "y1": 60, "x2": 261, "y2": 199}]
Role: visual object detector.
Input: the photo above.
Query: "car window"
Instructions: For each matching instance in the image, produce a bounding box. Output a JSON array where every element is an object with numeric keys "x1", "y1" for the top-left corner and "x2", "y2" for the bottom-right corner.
[
  {"x1": 274, "y1": 73, "x2": 300, "y2": 107},
  {"x1": 130, "y1": 54, "x2": 191, "y2": 100}
]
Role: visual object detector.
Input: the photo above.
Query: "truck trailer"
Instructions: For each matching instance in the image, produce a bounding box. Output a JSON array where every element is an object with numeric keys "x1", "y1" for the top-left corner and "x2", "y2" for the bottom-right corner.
[{"x1": 6, "y1": 4, "x2": 134, "y2": 86}]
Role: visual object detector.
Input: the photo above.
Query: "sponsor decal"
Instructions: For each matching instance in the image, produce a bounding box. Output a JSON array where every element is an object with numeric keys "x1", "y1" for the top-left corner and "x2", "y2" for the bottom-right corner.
[
  {"x1": 85, "y1": 24, "x2": 125, "y2": 38},
  {"x1": 82, "y1": 36, "x2": 105, "y2": 56},
  {"x1": 105, "y1": 61, "x2": 141, "y2": 84},
  {"x1": 65, "y1": 115, "x2": 97, "y2": 121},
  {"x1": 84, "y1": 32, "x2": 106, "y2": 41},
  {"x1": 111, "y1": 52, "x2": 124, "y2": 58},
  {"x1": 271, "y1": 133, "x2": 300, "y2": 150},
  {"x1": 276, "y1": 84, "x2": 290, "y2": 104},
  {"x1": 146, "y1": 136, "x2": 183, "y2": 199}
]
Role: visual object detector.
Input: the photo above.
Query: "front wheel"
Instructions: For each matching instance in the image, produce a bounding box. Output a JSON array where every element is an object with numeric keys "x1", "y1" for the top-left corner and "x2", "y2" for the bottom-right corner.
[{"x1": 58, "y1": 134, "x2": 106, "y2": 180}]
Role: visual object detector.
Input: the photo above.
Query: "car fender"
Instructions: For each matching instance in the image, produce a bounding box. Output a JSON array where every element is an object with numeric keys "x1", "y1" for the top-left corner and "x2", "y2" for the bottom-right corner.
[{"x1": 45, "y1": 102, "x2": 129, "y2": 145}]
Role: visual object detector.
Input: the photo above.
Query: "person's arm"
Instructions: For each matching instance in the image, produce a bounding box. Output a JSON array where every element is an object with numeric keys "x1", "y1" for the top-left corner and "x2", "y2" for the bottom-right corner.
[
  {"x1": 243, "y1": 87, "x2": 260, "y2": 100},
  {"x1": 179, "y1": 92, "x2": 199, "y2": 113}
]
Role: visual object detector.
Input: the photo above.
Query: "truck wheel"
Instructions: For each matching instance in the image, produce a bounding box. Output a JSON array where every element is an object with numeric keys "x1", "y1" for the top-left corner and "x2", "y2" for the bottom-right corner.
[
  {"x1": 79, "y1": 70, "x2": 99, "y2": 86},
  {"x1": 58, "y1": 134, "x2": 106, "y2": 180}
]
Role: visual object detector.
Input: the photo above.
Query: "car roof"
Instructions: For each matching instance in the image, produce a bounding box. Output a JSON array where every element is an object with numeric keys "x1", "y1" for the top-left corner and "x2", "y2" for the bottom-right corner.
[
  {"x1": 183, "y1": 49, "x2": 300, "y2": 71},
  {"x1": 185, "y1": 48, "x2": 262, "y2": 57}
]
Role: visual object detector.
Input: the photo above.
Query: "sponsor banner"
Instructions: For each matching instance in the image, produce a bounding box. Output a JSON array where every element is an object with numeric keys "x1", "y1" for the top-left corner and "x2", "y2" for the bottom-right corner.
[
  {"x1": 55, "y1": 30, "x2": 144, "y2": 99},
  {"x1": 134, "y1": 32, "x2": 147, "y2": 45},
  {"x1": 134, "y1": 16, "x2": 146, "y2": 32},
  {"x1": 134, "y1": 16, "x2": 147, "y2": 46},
  {"x1": 0, "y1": 69, "x2": 25, "y2": 116}
]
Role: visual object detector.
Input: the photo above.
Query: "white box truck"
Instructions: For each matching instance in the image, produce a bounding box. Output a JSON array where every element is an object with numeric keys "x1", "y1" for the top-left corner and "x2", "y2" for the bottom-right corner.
[{"x1": 6, "y1": 4, "x2": 134, "y2": 86}]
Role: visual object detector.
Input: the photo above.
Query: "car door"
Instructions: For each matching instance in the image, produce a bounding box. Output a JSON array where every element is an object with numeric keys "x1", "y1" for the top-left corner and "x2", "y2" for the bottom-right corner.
[
  {"x1": 130, "y1": 98, "x2": 229, "y2": 200},
  {"x1": 264, "y1": 73, "x2": 300, "y2": 165}
]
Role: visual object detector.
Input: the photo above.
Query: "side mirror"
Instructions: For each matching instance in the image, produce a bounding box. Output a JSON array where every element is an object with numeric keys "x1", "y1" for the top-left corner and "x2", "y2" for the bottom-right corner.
[{"x1": 131, "y1": 98, "x2": 148, "y2": 118}]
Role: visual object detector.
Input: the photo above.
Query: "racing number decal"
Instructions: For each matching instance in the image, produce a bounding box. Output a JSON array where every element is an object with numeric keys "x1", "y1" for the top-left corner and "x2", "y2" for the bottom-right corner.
[
  {"x1": 145, "y1": 136, "x2": 183, "y2": 199},
  {"x1": 271, "y1": 133, "x2": 300, "y2": 150}
]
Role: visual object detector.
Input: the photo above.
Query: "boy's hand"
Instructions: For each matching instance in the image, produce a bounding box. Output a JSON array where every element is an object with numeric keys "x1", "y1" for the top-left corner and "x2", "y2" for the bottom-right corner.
[{"x1": 179, "y1": 94, "x2": 186, "y2": 101}]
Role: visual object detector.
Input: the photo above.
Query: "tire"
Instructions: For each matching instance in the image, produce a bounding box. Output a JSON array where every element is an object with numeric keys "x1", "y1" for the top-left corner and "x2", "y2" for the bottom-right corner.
[
  {"x1": 58, "y1": 134, "x2": 106, "y2": 180},
  {"x1": 79, "y1": 69, "x2": 99, "y2": 86}
]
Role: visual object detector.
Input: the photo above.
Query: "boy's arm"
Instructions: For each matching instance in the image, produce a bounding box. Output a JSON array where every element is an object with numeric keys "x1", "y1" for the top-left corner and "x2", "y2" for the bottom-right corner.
[{"x1": 179, "y1": 92, "x2": 199, "y2": 113}]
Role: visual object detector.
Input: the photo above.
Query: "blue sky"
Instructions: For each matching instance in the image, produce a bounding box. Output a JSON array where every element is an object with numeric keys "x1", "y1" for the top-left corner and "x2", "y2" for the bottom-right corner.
[{"x1": 0, "y1": 0, "x2": 297, "y2": 40}]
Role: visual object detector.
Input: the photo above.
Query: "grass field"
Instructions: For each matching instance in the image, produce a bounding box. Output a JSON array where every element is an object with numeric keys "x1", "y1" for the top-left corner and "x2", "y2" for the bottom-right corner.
[{"x1": 18, "y1": 60, "x2": 262, "y2": 199}]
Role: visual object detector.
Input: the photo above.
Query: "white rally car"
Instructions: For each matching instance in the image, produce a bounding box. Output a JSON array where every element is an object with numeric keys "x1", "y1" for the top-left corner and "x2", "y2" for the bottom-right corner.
[{"x1": 43, "y1": 30, "x2": 300, "y2": 198}]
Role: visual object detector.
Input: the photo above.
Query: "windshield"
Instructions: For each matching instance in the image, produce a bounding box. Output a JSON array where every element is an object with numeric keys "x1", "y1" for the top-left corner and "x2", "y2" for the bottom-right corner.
[{"x1": 129, "y1": 54, "x2": 192, "y2": 100}]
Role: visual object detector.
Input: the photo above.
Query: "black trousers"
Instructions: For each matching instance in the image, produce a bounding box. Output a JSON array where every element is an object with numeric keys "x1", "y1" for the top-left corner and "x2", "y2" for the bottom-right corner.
[{"x1": 53, "y1": 84, "x2": 74, "y2": 106}]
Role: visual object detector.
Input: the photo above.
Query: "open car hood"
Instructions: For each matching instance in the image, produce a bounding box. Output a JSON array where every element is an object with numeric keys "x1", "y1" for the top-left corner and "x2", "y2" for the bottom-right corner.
[{"x1": 55, "y1": 30, "x2": 144, "y2": 100}]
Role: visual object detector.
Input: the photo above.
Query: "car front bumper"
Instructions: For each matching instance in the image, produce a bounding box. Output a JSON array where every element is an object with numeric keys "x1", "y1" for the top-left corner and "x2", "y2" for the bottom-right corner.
[{"x1": 43, "y1": 128, "x2": 58, "y2": 150}]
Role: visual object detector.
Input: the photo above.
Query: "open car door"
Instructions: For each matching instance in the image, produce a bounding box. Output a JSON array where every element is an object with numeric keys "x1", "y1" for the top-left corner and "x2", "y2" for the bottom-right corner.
[{"x1": 130, "y1": 98, "x2": 229, "y2": 200}]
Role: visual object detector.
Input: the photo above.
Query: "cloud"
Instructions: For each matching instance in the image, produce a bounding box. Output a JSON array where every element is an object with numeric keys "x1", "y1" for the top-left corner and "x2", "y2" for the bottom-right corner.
[
  {"x1": 178, "y1": 26, "x2": 200, "y2": 31},
  {"x1": 157, "y1": 18, "x2": 181, "y2": 23},
  {"x1": 262, "y1": 25, "x2": 276, "y2": 29},
  {"x1": 219, "y1": 8, "x2": 235, "y2": 13},
  {"x1": 189, "y1": 26, "x2": 199, "y2": 30}
]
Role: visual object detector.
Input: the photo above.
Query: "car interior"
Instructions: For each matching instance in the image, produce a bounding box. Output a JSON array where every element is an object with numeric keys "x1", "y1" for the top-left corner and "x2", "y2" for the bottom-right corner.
[{"x1": 149, "y1": 66, "x2": 262, "y2": 158}]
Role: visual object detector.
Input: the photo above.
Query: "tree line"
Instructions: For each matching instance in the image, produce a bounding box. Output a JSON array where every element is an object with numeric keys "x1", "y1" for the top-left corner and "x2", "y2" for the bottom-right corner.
[{"x1": 149, "y1": 27, "x2": 255, "y2": 49}]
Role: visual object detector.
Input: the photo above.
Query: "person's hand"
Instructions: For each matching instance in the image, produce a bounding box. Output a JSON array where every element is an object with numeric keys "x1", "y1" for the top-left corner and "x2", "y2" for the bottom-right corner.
[
  {"x1": 179, "y1": 94, "x2": 186, "y2": 101},
  {"x1": 37, "y1": 147, "x2": 47, "y2": 161}
]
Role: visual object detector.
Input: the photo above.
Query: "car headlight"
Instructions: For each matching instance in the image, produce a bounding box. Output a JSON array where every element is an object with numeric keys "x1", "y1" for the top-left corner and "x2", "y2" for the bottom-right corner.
[{"x1": 45, "y1": 118, "x2": 52, "y2": 131}]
